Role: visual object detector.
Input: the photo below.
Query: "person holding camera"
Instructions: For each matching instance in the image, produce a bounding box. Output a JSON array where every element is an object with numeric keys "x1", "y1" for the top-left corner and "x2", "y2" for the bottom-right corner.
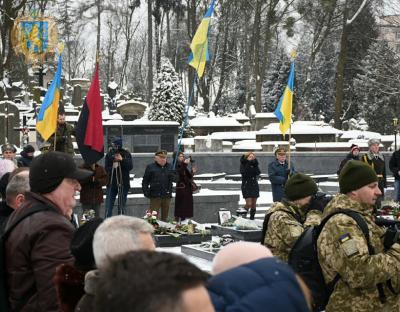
[
  {"x1": 104, "y1": 138, "x2": 133, "y2": 218},
  {"x1": 142, "y1": 150, "x2": 176, "y2": 221},
  {"x1": 262, "y1": 173, "x2": 322, "y2": 262},
  {"x1": 173, "y1": 152, "x2": 197, "y2": 222},
  {"x1": 317, "y1": 160, "x2": 400, "y2": 312},
  {"x1": 48, "y1": 110, "x2": 75, "y2": 155},
  {"x1": 268, "y1": 148, "x2": 295, "y2": 202}
]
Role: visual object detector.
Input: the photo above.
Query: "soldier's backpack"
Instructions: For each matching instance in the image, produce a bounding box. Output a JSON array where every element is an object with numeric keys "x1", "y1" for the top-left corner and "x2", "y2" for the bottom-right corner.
[
  {"x1": 288, "y1": 209, "x2": 386, "y2": 312},
  {"x1": 0, "y1": 205, "x2": 50, "y2": 312}
]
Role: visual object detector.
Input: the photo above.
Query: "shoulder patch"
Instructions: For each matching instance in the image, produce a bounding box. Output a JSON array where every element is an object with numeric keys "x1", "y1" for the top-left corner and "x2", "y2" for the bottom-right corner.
[{"x1": 339, "y1": 233, "x2": 359, "y2": 257}]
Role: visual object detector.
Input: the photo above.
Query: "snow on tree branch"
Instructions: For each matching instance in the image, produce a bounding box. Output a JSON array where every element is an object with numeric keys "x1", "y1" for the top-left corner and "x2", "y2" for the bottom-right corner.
[{"x1": 347, "y1": 0, "x2": 368, "y2": 25}]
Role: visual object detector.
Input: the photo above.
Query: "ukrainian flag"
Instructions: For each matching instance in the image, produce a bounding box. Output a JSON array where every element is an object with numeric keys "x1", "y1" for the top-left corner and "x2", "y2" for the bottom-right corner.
[
  {"x1": 188, "y1": 0, "x2": 215, "y2": 78},
  {"x1": 36, "y1": 55, "x2": 62, "y2": 141},
  {"x1": 274, "y1": 60, "x2": 295, "y2": 135}
]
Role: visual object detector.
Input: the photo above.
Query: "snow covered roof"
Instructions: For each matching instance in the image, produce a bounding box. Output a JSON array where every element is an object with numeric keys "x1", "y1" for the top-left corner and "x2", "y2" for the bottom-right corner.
[
  {"x1": 210, "y1": 131, "x2": 257, "y2": 140},
  {"x1": 189, "y1": 116, "x2": 242, "y2": 127},
  {"x1": 254, "y1": 112, "x2": 276, "y2": 119},
  {"x1": 340, "y1": 130, "x2": 381, "y2": 140},
  {"x1": 257, "y1": 121, "x2": 342, "y2": 135},
  {"x1": 232, "y1": 140, "x2": 262, "y2": 151},
  {"x1": 102, "y1": 110, "x2": 123, "y2": 120},
  {"x1": 229, "y1": 112, "x2": 249, "y2": 121},
  {"x1": 103, "y1": 119, "x2": 179, "y2": 126}
]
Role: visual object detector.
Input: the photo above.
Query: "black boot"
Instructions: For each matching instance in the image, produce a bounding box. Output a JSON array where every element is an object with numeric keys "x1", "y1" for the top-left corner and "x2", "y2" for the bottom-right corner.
[{"x1": 250, "y1": 208, "x2": 256, "y2": 220}]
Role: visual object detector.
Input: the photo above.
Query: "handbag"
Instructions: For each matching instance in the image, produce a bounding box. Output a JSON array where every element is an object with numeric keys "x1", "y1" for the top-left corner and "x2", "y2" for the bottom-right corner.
[{"x1": 191, "y1": 181, "x2": 200, "y2": 194}]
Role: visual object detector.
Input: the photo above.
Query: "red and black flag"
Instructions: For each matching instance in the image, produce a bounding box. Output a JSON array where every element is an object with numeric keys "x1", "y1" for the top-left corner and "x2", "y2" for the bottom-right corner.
[{"x1": 76, "y1": 62, "x2": 104, "y2": 165}]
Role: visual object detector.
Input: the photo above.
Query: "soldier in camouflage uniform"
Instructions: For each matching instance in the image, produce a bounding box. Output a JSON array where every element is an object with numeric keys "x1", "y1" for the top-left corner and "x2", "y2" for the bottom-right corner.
[
  {"x1": 48, "y1": 112, "x2": 75, "y2": 155},
  {"x1": 263, "y1": 173, "x2": 322, "y2": 262},
  {"x1": 318, "y1": 160, "x2": 400, "y2": 312}
]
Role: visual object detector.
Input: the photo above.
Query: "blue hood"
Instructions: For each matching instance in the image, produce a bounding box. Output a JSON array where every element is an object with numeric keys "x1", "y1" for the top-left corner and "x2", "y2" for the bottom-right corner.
[{"x1": 207, "y1": 257, "x2": 310, "y2": 312}]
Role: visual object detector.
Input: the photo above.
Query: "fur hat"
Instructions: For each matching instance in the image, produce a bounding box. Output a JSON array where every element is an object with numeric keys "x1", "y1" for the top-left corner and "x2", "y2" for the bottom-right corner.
[
  {"x1": 284, "y1": 173, "x2": 318, "y2": 201},
  {"x1": 339, "y1": 160, "x2": 377, "y2": 194},
  {"x1": 368, "y1": 138, "x2": 380, "y2": 146}
]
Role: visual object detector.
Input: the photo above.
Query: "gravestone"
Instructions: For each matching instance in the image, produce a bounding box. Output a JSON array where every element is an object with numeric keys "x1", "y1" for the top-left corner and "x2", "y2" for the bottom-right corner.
[
  {"x1": 72, "y1": 85, "x2": 82, "y2": 107},
  {"x1": 0, "y1": 101, "x2": 20, "y2": 145}
]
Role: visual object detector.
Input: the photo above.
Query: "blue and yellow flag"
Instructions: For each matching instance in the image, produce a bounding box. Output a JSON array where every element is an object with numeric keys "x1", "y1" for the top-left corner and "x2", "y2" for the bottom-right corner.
[
  {"x1": 274, "y1": 60, "x2": 295, "y2": 135},
  {"x1": 36, "y1": 55, "x2": 62, "y2": 141},
  {"x1": 188, "y1": 0, "x2": 215, "y2": 77}
]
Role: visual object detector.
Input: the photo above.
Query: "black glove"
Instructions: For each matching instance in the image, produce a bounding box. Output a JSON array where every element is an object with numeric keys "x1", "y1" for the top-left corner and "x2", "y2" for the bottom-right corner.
[{"x1": 383, "y1": 224, "x2": 400, "y2": 251}]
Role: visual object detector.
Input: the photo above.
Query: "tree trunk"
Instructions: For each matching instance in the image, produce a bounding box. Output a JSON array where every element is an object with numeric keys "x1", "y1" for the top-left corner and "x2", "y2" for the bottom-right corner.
[
  {"x1": 147, "y1": 0, "x2": 153, "y2": 104},
  {"x1": 96, "y1": 0, "x2": 101, "y2": 56},
  {"x1": 334, "y1": 4, "x2": 349, "y2": 129},
  {"x1": 251, "y1": 0, "x2": 262, "y2": 112}
]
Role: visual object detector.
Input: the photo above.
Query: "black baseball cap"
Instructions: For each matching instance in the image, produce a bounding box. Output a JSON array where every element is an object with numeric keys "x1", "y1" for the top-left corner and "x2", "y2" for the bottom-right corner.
[{"x1": 30, "y1": 151, "x2": 93, "y2": 194}]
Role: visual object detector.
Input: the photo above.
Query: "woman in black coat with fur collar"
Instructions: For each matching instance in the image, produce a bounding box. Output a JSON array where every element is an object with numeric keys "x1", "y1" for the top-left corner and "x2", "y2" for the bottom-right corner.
[{"x1": 240, "y1": 152, "x2": 261, "y2": 220}]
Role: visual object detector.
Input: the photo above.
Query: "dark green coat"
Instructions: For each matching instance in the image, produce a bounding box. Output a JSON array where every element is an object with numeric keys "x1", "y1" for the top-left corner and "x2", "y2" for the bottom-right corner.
[{"x1": 49, "y1": 123, "x2": 75, "y2": 155}]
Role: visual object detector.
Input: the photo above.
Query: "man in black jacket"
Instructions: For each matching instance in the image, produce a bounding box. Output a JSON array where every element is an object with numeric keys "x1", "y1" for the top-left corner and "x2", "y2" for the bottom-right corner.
[
  {"x1": 389, "y1": 148, "x2": 400, "y2": 202},
  {"x1": 105, "y1": 138, "x2": 133, "y2": 218},
  {"x1": 142, "y1": 150, "x2": 176, "y2": 221}
]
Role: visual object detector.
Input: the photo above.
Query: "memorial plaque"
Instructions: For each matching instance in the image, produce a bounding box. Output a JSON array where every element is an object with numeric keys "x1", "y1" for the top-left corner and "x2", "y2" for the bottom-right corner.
[
  {"x1": 154, "y1": 233, "x2": 212, "y2": 247},
  {"x1": 181, "y1": 244, "x2": 218, "y2": 261},
  {"x1": 211, "y1": 225, "x2": 262, "y2": 242}
]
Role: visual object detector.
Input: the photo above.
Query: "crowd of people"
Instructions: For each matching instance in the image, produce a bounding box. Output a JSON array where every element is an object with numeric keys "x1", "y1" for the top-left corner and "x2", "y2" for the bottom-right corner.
[{"x1": 1, "y1": 131, "x2": 400, "y2": 311}]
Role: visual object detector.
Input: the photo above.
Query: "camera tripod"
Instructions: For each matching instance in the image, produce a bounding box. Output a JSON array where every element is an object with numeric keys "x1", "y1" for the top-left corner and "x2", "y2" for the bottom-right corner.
[{"x1": 105, "y1": 161, "x2": 126, "y2": 217}]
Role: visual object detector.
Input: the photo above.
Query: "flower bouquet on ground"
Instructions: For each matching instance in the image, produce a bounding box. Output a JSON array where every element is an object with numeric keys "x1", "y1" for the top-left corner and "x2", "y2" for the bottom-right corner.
[
  {"x1": 143, "y1": 210, "x2": 159, "y2": 229},
  {"x1": 378, "y1": 201, "x2": 400, "y2": 220}
]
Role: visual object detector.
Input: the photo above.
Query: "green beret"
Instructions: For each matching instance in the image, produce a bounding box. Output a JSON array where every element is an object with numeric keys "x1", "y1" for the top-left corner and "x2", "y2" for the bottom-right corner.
[
  {"x1": 284, "y1": 173, "x2": 318, "y2": 201},
  {"x1": 339, "y1": 160, "x2": 377, "y2": 194}
]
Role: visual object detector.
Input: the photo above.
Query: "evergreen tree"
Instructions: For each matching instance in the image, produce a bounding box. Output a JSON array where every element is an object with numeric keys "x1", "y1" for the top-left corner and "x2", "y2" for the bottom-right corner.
[
  {"x1": 341, "y1": 2, "x2": 379, "y2": 120},
  {"x1": 353, "y1": 41, "x2": 400, "y2": 134},
  {"x1": 297, "y1": 38, "x2": 337, "y2": 122},
  {"x1": 148, "y1": 59, "x2": 186, "y2": 124},
  {"x1": 262, "y1": 51, "x2": 290, "y2": 112}
]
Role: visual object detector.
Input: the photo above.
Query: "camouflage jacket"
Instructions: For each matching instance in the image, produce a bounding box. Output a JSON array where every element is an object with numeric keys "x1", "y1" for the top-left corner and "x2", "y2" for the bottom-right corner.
[
  {"x1": 317, "y1": 193, "x2": 400, "y2": 312},
  {"x1": 263, "y1": 200, "x2": 322, "y2": 262},
  {"x1": 48, "y1": 122, "x2": 75, "y2": 155}
]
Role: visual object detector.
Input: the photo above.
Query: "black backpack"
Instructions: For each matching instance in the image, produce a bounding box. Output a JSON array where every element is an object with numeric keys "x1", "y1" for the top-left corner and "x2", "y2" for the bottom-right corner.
[
  {"x1": 0, "y1": 205, "x2": 50, "y2": 312},
  {"x1": 288, "y1": 209, "x2": 387, "y2": 312}
]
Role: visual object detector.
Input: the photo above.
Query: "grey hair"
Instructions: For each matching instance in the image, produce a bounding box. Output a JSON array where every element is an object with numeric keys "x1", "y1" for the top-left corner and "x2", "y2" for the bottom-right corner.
[
  {"x1": 6, "y1": 171, "x2": 30, "y2": 206},
  {"x1": 93, "y1": 215, "x2": 154, "y2": 269}
]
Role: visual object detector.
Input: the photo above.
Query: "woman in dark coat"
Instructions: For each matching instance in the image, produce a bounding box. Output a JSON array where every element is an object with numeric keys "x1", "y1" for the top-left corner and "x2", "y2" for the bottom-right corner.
[
  {"x1": 240, "y1": 152, "x2": 261, "y2": 220},
  {"x1": 174, "y1": 152, "x2": 197, "y2": 221}
]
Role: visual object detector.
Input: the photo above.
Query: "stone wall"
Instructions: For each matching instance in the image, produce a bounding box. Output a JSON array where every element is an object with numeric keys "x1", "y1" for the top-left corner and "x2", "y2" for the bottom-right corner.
[{"x1": 75, "y1": 192, "x2": 240, "y2": 223}]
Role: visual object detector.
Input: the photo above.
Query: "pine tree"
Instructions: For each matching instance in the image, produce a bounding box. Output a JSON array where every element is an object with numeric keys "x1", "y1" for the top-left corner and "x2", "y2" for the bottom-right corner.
[
  {"x1": 262, "y1": 52, "x2": 290, "y2": 112},
  {"x1": 353, "y1": 41, "x2": 400, "y2": 134},
  {"x1": 297, "y1": 39, "x2": 337, "y2": 122},
  {"x1": 148, "y1": 59, "x2": 186, "y2": 124}
]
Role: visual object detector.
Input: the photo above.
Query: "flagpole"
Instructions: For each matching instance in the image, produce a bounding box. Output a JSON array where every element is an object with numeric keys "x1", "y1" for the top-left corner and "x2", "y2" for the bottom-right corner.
[
  {"x1": 288, "y1": 125, "x2": 291, "y2": 171},
  {"x1": 173, "y1": 0, "x2": 215, "y2": 169},
  {"x1": 53, "y1": 128, "x2": 57, "y2": 151}
]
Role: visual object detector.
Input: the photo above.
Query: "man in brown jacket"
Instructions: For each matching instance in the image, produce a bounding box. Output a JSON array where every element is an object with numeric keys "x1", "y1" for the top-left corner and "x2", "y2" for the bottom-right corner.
[
  {"x1": 4, "y1": 151, "x2": 92, "y2": 312},
  {"x1": 79, "y1": 163, "x2": 108, "y2": 219}
]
